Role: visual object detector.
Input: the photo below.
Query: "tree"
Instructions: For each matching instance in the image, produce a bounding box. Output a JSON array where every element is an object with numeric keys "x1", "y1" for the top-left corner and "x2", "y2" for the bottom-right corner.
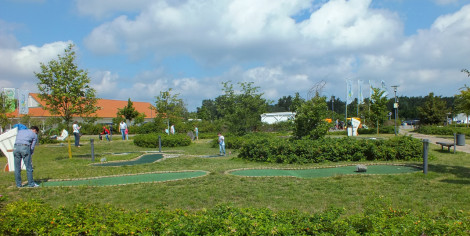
[
  {"x1": 117, "y1": 98, "x2": 141, "y2": 124},
  {"x1": 293, "y1": 95, "x2": 330, "y2": 139},
  {"x1": 154, "y1": 88, "x2": 187, "y2": 131},
  {"x1": 289, "y1": 92, "x2": 305, "y2": 112},
  {"x1": 197, "y1": 99, "x2": 219, "y2": 120},
  {"x1": 455, "y1": 85, "x2": 470, "y2": 127},
  {"x1": 418, "y1": 92, "x2": 449, "y2": 125},
  {"x1": 0, "y1": 92, "x2": 12, "y2": 131},
  {"x1": 35, "y1": 44, "x2": 98, "y2": 127},
  {"x1": 216, "y1": 81, "x2": 267, "y2": 135},
  {"x1": 366, "y1": 87, "x2": 389, "y2": 134}
]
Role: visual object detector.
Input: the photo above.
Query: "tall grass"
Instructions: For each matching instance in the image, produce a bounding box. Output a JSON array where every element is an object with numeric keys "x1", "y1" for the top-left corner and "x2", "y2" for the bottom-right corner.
[{"x1": 0, "y1": 134, "x2": 469, "y2": 216}]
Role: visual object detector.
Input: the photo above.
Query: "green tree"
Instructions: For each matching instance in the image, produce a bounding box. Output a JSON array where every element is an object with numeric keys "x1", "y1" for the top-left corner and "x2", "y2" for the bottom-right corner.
[
  {"x1": 289, "y1": 92, "x2": 305, "y2": 112},
  {"x1": 154, "y1": 88, "x2": 187, "y2": 132},
  {"x1": 197, "y1": 99, "x2": 219, "y2": 120},
  {"x1": 418, "y1": 92, "x2": 449, "y2": 125},
  {"x1": 217, "y1": 81, "x2": 267, "y2": 135},
  {"x1": 35, "y1": 44, "x2": 98, "y2": 127},
  {"x1": 366, "y1": 87, "x2": 389, "y2": 134},
  {"x1": 117, "y1": 98, "x2": 141, "y2": 124},
  {"x1": 455, "y1": 86, "x2": 470, "y2": 127},
  {"x1": 0, "y1": 92, "x2": 12, "y2": 130},
  {"x1": 293, "y1": 94, "x2": 331, "y2": 140}
]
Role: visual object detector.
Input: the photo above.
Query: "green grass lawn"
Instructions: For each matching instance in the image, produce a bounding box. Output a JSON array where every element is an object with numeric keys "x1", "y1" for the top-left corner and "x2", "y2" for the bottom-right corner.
[{"x1": 1, "y1": 134, "x2": 469, "y2": 216}]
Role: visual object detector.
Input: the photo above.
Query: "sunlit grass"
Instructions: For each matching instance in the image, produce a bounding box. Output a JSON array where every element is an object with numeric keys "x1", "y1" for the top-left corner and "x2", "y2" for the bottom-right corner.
[{"x1": 0, "y1": 134, "x2": 469, "y2": 215}]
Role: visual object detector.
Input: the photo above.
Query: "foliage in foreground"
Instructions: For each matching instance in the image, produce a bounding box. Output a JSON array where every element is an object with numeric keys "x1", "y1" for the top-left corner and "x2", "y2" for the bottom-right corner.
[
  {"x1": 133, "y1": 133, "x2": 191, "y2": 148},
  {"x1": 239, "y1": 136, "x2": 423, "y2": 163},
  {"x1": 0, "y1": 200, "x2": 468, "y2": 235}
]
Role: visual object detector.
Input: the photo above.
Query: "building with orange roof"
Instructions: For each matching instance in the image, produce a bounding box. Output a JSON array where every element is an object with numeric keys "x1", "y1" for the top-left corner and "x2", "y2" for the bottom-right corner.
[{"x1": 7, "y1": 93, "x2": 156, "y2": 125}]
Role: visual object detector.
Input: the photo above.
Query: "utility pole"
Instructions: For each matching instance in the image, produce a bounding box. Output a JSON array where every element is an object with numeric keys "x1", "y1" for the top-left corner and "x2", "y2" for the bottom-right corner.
[{"x1": 391, "y1": 85, "x2": 399, "y2": 136}]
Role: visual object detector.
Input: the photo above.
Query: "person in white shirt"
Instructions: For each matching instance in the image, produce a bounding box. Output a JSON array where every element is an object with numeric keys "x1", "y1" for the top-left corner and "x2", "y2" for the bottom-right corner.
[
  {"x1": 218, "y1": 133, "x2": 225, "y2": 156},
  {"x1": 72, "y1": 121, "x2": 81, "y2": 147},
  {"x1": 119, "y1": 121, "x2": 127, "y2": 140}
]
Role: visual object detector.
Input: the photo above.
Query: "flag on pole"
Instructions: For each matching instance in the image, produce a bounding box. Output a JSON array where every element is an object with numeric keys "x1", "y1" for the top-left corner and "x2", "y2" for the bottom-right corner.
[
  {"x1": 381, "y1": 80, "x2": 388, "y2": 97},
  {"x1": 358, "y1": 80, "x2": 364, "y2": 104},
  {"x1": 3, "y1": 88, "x2": 16, "y2": 113},
  {"x1": 346, "y1": 80, "x2": 353, "y2": 105},
  {"x1": 18, "y1": 90, "x2": 29, "y2": 115}
]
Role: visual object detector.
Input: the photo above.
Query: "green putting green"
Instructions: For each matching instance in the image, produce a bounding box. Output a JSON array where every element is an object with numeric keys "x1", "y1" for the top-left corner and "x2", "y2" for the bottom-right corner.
[
  {"x1": 228, "y1": 165, "x2": 421, "y2": 178},
  {"x1": 42, "y1": 171, "x2": 208, "y2": 187},
  {"x1": 93, "y1": 153, "x2": 164, "y2": 167}
]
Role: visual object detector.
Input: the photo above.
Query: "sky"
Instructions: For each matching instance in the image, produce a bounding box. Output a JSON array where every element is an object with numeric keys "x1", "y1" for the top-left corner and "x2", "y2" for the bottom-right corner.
[{"x1": 1, "y1": 0, "x2": 470, "y2": 111}]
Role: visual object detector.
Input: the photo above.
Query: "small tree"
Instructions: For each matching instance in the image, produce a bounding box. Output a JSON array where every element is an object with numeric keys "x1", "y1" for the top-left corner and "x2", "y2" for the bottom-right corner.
[
  {"x1": 290, "y1": 92, "x2": 305, "y2": 112},
  {"x1": 35, "y1": 44, "x2": 98, "y2": 127},
  {"x1": 0, "y1": 92, "x2": 12, "y2": 131},
  {"x1": 418, "y1": 92, "x2": 449, "y2": 125},
  {"x1": 455, "y1": 87, "x2": 470, "y2": 127},
  {"x1": 293, "y1": 94, "x2": 330, "y2": 140},
  {"x1": 117, "y1": 98, "x2": 140, "y2": 124},
  {"x1": 216, "y1": 81, "x2": 268, "y2": 135},
  {"x1": 366, "y1": 87, "x2": 389, "y2": 134},
  {"x1": 154, "y1": 88, "x2": 187, "y2": 132}
]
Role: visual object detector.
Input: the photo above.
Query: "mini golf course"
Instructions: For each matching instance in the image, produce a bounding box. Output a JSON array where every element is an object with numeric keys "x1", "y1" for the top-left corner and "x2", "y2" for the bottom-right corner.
[
  {"x1": 92, "y1": 153, "x2": 164, "y2": 167},
  {"x1": 42, "y1": 171, "x2": 208, "y2": 187},
  {"x1": 228, "y1": 165, "x2": 421, "y2": 178}
]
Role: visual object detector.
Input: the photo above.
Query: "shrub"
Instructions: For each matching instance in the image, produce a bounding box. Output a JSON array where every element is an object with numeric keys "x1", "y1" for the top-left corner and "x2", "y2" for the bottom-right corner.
[
  {"x1": 0, "y1": 200, "x2": 468, "y2": 235},
  {"x1": 133, "y1": 133, "x2": 191, "y2": 148},
  {"x1": 238, "y1": 136, "x2": 423, "y2": 164}
]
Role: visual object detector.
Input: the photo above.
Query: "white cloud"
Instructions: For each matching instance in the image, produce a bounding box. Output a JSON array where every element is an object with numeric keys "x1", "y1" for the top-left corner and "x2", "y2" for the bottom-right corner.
[{"x1": 0, "y1": 41, "x2": 71, "y2": 90}]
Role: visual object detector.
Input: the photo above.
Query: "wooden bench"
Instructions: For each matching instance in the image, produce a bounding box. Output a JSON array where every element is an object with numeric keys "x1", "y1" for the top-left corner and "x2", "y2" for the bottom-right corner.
[{"x1": 436, "y1": 142, "x2": 455, "y2": 152}]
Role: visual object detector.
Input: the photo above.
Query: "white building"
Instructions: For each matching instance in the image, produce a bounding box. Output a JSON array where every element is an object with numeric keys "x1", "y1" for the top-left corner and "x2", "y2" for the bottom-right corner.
[{"x1": 260, "y1": 112, "x2": 296, "y2": 124}]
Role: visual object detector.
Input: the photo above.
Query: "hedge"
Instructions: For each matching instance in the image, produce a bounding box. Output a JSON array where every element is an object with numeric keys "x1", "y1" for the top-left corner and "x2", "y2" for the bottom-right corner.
[
  {"x1": 238, "y1": 136, "x2": 423, "y2": 164},
  {"x1": 0, "y1": 200, "x2": 468, "y2": 235},
  {"x1": 133, "y1": 133, "x2": 191, "y2": 148},
  {"x1": 416, "y1": 125, "x2": 470, "y2": 136}
]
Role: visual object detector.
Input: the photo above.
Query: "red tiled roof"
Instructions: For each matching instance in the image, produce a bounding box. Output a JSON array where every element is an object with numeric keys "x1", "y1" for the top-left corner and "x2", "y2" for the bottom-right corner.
[{"x1": 8, "y1": 93, "x2": 156, "y2": 119}]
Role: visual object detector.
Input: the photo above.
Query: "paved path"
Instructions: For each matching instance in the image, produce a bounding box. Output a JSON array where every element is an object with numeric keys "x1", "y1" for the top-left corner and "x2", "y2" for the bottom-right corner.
[{"x1": 400, "y1": 128, "x2": 470, "y2": 154}]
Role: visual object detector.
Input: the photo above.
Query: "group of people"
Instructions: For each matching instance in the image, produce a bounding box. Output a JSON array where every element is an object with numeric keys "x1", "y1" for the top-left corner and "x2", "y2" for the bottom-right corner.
[
  {"x1": 11, "y1": 122, "x2": 226, "y2": 188},
  {"x1": 73, "y1": 120, "x2": 129, "y2": 146}
]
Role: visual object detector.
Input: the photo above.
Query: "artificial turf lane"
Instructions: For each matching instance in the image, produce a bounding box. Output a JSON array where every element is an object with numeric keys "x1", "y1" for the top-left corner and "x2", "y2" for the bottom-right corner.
[
  {"x1": 92, "y1": 153, "x2": 164, "y2": 167},
  {"x1": 229, "y1": 165, "x2": 420, "y2": 178},
  {"x1": 42, "y1": 171, "x2": 208, "y2": 187}
]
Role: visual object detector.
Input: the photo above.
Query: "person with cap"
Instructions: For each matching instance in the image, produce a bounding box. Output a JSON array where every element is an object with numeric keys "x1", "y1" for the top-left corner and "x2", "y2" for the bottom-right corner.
[{"x1": 14, "y1": 125, "x2": 40, "y2": 187}]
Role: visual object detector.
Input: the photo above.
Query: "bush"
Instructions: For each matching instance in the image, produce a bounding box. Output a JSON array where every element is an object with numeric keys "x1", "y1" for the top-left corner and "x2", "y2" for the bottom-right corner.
[
  {"x1": 133, "y1": 133, "x2": 191, "y2": 148},
  {"x1": 416, "y1": 125, "x2": 470, "y2": 136},
  {"x1": 238, "y1": 136, "x2": 423, "y2": 164},
  {"x1": 0, "y1": 200, "x2": 468, "y2": 235},
  {"x1": 358, "y1": 126, "x2": 396, "y2": 134}
]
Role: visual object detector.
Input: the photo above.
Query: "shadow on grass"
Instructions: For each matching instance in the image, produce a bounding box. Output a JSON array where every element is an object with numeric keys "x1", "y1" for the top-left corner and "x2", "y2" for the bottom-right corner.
[{"x1": 428, "y1": 164, "x2": 470, "y2": 184}]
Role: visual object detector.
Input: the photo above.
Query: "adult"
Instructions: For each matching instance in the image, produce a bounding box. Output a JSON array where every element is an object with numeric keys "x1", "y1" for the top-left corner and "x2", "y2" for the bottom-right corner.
[
  {"x1": 72, "y1": 121, "x2": 81, "y2": 147},
  {"x1": 218, "y1": 133, "x2": 225, "y2": 156},
  {"x1": 170, "y1": 124, "x2": 175, "y2": 135},
  {"x1": 119, "y1": 120, "x2": 127, "y2": 140},
  {"x1": 14, "y1": 126, "x2": 40, "y2": 187},
  {"x1": 194, "y1": 126, "x2": 199, "y2": 140}
]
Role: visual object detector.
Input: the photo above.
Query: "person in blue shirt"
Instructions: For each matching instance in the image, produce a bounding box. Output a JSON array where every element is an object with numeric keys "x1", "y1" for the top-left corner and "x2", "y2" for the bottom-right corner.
[{"x1": 14, "y1": 126, "x2": 39, "y2": 187}]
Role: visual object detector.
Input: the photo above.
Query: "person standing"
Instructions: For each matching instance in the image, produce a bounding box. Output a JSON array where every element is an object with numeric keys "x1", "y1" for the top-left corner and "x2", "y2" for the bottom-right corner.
[
  {"x1": 170, "y1": 124, "x2": 175, "y2": 135},
  {"x1": 72, "y1": 121, "x2": 81, "y2": 147},
  {"x1": 194, "y1": 126, "x2": 199, "y2": 140},
  {"x1": 108, "y1": 125, "x2": 113, "y2": 140},
  {"x1": 14, "y1": 126, "x2": 40, "y2": 187},
  {"x1": 218, "y1": 133, "x2": 225, "y2": 156},
  {"x1": 119, "y1": 120, "x2": 127, "y2": 140}
]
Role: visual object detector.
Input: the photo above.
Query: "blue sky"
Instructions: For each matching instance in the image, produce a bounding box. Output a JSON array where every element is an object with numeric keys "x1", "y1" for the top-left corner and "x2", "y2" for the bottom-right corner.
[{"x1": 1, "y1": 0, "x2": 470, "y2": 111}]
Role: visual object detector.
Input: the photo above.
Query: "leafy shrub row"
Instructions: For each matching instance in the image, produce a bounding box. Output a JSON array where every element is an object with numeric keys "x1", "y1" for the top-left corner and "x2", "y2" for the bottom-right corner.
[
  {"x1": 210, "y1": 133, "x2": 281, "y2": 149},
  {"x1": 238, "y1": 136, "x2": 423, "y2": 163},
  {"x1": 133, "y1": 133, "x2": 191, "y2": 148},
  {"x1": 1, "y1": 200, "x2": 468, "y2": 235},
  {"x1": 416, "y1": 125, "x2": 470, "y2": 136}
]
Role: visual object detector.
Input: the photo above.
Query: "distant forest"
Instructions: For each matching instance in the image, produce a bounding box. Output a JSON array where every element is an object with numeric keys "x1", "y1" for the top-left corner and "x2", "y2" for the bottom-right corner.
[{"x1": 267, "y1": 95, "x2": 455, "y2": 120}]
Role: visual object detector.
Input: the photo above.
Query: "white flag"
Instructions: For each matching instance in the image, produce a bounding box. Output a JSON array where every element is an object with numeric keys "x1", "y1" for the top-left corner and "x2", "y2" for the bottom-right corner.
[
  {"x1": 3, "y1": 88, "x2": 16, "y2": 113},
  {"x1": 346, "y1": 80, "x2": 353, "y2": 105},
  {"x1": 358, "y1": 80, "x2": 364, "y2": 104}
]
